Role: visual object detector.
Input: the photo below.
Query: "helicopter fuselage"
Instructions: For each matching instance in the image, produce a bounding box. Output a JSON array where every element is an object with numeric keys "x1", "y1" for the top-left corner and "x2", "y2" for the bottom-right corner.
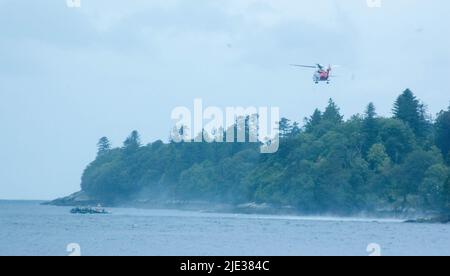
[{"x1": 313, "y1": 69, "x2": 331, "y2": 83}]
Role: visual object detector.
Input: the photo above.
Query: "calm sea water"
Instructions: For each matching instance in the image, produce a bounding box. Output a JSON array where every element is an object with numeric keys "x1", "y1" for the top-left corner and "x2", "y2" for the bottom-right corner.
[{"x1": 0, "y1": 200, "x2": 449, "y2": 256}]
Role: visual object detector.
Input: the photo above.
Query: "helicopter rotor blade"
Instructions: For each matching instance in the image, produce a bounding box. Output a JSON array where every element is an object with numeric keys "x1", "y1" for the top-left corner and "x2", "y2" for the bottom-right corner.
[{"x1": 290, "y1": 64, "x2": 317, "y2": 69}]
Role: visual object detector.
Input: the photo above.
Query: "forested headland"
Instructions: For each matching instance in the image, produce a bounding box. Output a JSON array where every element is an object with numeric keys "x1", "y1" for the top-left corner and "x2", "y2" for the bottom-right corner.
[{"x1": 53, "y1": 89, "x2": 450, "y2": 217}]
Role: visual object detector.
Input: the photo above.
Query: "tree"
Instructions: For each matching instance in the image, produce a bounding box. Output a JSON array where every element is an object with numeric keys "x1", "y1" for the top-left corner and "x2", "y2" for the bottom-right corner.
[
  {"x1": 419, "y1": 164, "x2": 449, "y2": 210},
  {"x1": 97, "y1": 137, "x2": 111, "y2": 156},
  {"x1": 378, "y1": 119, "x2": 416, "y2": 163},
  {"x1": 304, "y1": 109, "x2": 322, "y2": 133},
  {"x1": 290, "y1": 121, "x2": 301, "y2": 137},
  {"x1": 362, "y1": 103, "x2": 378, "y2": 155},
  {"x1": 123, "y1": 130, "x2": 141, "y2": 150},
  {"x1": 435, "y1": 107, "x2": 450, "y2": 161},
  {"x1": 367, "y1": 143, "x2": 389, "y2": 171},
  {"x1": 393, "y1": 149, "x2": 442, "y2": 207},
  {"x1": 443, "y1": 176, "x2": 450, "y2": 214},
  {"x1": 278, "y1": 117, "x2": 292, "y2": 139},
  {"x1": 176, "y1": 161, "x2": 219, "y2": 200},
  {"x1": 393, "y1": 89, "x2": 428, "y2": 138},
  {"x1": 365, "y1": 102, "x2": 377, "y2": 119},
  {"x1": 323, "y1": 99, "x2": 343, "y2": 124}
]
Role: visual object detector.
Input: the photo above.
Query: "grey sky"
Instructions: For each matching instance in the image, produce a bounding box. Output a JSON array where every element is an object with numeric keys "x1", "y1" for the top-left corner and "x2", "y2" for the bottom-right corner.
[{"x1": 1, "y1": 0, "x2": 449, "y2": 200}]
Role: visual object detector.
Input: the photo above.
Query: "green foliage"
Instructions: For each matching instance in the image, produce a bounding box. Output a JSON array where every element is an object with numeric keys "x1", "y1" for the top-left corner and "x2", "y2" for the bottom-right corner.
[
  {"x1": 378, "y1": 118, "x2": 416, "y2": 163},
  {"x1": 123, "y1": 130, "x2": 141, "y2": 151},
  {"x1": 367, "y1": 143, "x2": 390, "y2": 171},
  {"x1": 292, "y1": 121, "x2": 301, "y2": 132},
  {"x1": 393, "y1": 89, "x2": 429, "y2": 139},
  {"x1": 392, "y1": 149, "x2": 443, "y2": 207},
  {"x1": 79, "y1": 92, "x2": 450, "y2": 215},
  {"x1": 362, "y1": 103, "x2": 379, "y2": 155},
  {"x1": 419, "y1": 164, "x2": 449, "y2": 210},
  {"x1": 323, "y1": 98, "x2": 344, "y2": 125},
  {"x1": 304, "y1": 109, "x2": 322, "y2": 133},
  {"x1": 278, "y1": 117, "x2": 292, "y2": 139},
  {"x1": 97, "y1": 137, "x2": 111, "y2": 156},
  {"x1": 435, "y1": 107, "x2": 450, "y2": 161},
  {"x1": 443, "y1": 177, "x2": 450, "y2": 214}
]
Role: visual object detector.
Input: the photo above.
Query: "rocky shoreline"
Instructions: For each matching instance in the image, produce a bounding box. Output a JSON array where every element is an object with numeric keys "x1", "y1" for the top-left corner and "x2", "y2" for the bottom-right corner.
[
  {"x1": 45, "y1": 191, "x2": 450, "y2": 223},
  {"x1": 43, "y1": 191, "x2": 298, "y2": 215},
  {"x1": 404, "y1": 215, "x2": 450, "y2": 224},
  {"x1": 42, "y1": 191, "x2": 99, "y2": 207}
]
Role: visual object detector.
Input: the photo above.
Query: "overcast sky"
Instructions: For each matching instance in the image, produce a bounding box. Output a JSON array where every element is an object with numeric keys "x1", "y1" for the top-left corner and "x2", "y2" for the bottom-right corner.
[{"x1": 1, "y1": 0, "x2": 450, "y2": 200}]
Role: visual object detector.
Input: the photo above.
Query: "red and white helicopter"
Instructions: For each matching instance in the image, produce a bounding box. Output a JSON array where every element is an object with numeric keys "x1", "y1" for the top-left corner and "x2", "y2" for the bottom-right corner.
[{"x1": 291, "y1": 63, "x2": 339, "y2": 84}]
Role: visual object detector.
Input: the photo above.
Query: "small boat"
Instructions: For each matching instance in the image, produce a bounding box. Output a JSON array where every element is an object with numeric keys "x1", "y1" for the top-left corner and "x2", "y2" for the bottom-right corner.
[{"x1": 70, "y1": 206, "x2": 109, "y2": 214}]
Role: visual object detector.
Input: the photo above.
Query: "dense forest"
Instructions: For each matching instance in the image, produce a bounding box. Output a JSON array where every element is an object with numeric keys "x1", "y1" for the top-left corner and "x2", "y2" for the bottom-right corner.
[{"x1": 78, "y1": 89, "x2": 450, "y2": 216}]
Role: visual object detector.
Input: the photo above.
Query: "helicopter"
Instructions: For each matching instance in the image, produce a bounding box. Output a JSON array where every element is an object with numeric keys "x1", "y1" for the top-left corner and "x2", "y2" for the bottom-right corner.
[{"x1": 290, "y1": 63, "x2": 338, "y2": 84}]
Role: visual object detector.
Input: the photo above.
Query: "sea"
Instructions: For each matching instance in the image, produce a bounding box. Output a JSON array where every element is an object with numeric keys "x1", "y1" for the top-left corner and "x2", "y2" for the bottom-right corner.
[{"x1": 0, "y1": 200, "x2": 449, "y2": 256}]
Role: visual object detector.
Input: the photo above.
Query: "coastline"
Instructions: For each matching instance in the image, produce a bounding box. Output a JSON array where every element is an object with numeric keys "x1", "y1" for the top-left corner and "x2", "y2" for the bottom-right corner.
[{"x1": 42, "y1": 191, "x2": 450, "y2": 224}]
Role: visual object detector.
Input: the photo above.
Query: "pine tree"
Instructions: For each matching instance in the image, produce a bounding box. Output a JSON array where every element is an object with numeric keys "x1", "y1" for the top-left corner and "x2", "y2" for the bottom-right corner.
[
  {"x1": 123, "y1": 130, "x2": 141, "y2": 150},
  {"x1": 305, "y1": 109, "x2": 322, "y2": 132},
  {"x1": 290, "y1": 121, "x2": 301, "y2": 137},
  {"x1": 362, "y1": 102, "x2": 378, "y2": 155},
  {"x1": 323, "y1": 98, "x2": 343, "y2": 124},
  {"x1": 97, "y1": 137, "x2": 111, "y2": 156},
  {"x1": 393, "y1": 89, "x2": 428, "y2": 138},
  {"x1": 365, "y1": 102, "x2": 377, "y2": 120},
  {"x1": 435, "y1": 106, "x2": 450, "y2": 161},
  {"x1": 278, "y1": 117, "x2": 292, "y2": 139}
]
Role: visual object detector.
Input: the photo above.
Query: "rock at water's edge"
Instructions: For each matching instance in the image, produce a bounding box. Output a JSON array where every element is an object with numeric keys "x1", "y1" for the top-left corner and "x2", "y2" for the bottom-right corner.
[
  {"x1": 404, "y1": 215, "x2": 450, "y2": 224},
  {"x1": 43, "y1": 191, "x2": 98, "y2": 206}
]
